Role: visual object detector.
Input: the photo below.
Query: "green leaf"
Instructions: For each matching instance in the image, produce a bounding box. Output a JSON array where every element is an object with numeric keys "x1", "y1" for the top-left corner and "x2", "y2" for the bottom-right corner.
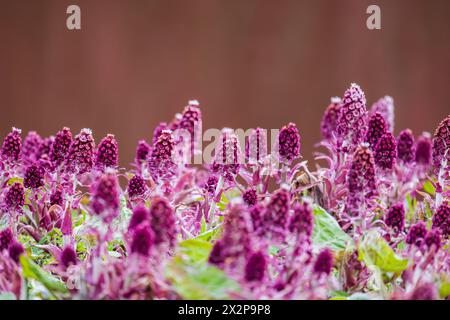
[
  {"x1": 422, "y1": 180, "x2": 436, "y2": 196},
  {"x1": 0, "y1": 292, "x2": 16, "y2": 300},
  {"x1": 20, "y1": 256, "x2": 68, "y2": 296},
  {"x1": 358, "y1": 230, "x2": 409, "y2": 273},
  {"x1": 439, "y1": 282, "x2": 450, "y2": 298},
  {"x1": 166, "y1": 239, "x2": 240, "y2": 299},
  {"x1": 195, "y1": 224, "x2": 222, "y2": 242},
  {"x1": 312, "y1": 205, "x2": 354, "y2": 251}
]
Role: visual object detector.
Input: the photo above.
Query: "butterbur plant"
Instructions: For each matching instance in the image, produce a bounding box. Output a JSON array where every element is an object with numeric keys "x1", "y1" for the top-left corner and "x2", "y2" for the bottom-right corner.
[{"x1": 0, "y1": 84, "x2": 449, "y2": 301}]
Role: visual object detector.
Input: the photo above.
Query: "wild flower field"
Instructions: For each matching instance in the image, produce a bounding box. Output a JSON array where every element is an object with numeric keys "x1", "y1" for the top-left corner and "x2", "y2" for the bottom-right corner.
[{"x1": 0, "y1": 83, "x2": 449, "y2": 300}]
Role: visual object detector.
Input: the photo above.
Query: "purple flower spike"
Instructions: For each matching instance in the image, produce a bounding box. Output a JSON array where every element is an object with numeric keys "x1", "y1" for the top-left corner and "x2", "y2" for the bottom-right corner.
[
  {"x1": 212, "y1": 128, "x2": 241, "y2": 180},
  {"x1": 415, "y1": 134, "x2": 432, "y2": 166},
  {"x1": 336, "y1": 83, "x2": 368, "y2": 151},
  {"x1": 5, "y1": 182, "x2": 25, "y2": 212},
  {"x1": 397, "y1": 129, "x2": 415, "y2": 164},
  {"x1": 178, "y1": 100, "x2": 202, "y2": 154},
  {"x1": 432, "y1": 114, "x2": 450, "y2": 170},
  {"x1": 50, "y1": 127, "x2": 73, "y2": 168},
  {"x1": 152, "y1": 122, "x2": 168, "y2": 145},
  {"x1": 60, "y1": 246, "x2": 78, "y2": 268},
  {"x1": 149, "y1": 198, "x2": 177, "y2": 249},
  {"x1": 263, "y1": 188, "x2": 290, "y2": 234},
  {"x1": 424, "y1": 229, "x2": 441, "y2": 251},
  {"x1": 130, "y1": 223, "x2": 154, "y2": 257},
  {"x1": 135, "y1": 139, "x2": 151, "y2": 163},
  {"x1": 371, "y1": 96, "x2": 395, "y2": 132},
  {"x1": 66, "y1": 128, "x2": 95, "y2": 174},
  {"x1": 385, "y1": 203, "x2": 405, "y2": 232},
  {"x1": 0, "y1": 228, "x2": 13, "y2": 251},
  {"x1": 22, "y1": 131, "x2": 43, "y2": 164},
  {"x1": 246, "y1": 127, "x2": 268, "y2": 164},
  {"x1": 432, "y1": 204, "x2": 449, "y2": 238},
  {"x1": 149, "y1": 130, "x2": 176, "y2": 180},
  {"x1": 320, "y1": 97, "x2": 342, "y2": 140},
  {"x1": 49, "y1": 188, "x2": 64, "y2": 207},
  {"x1": 24, "y1": 164, "x2": 44, "y2": 189},
  {"x1": 365, "y1": 112, "x2": 387, "y2": 149},
  {"x1": 203, "y1": 175, "x2": 218, "y2": 196},
  {"x1": 8, "y1": 241, "x2": 24, "y2": 263},
  {"x1": 244, "y1": 251, "x2": 266, "y2": 282},
  {"x1": 374, "y1": 132, "x2": 397, "y2": 170},
  {"x1": 406, "y1": 221, "x2": 427, "y2": 247},
  {"x1": 128, "y1": 205, "x2": 150, "y2": 231},
  {"x1": 242, "y1": 188, "x2": 257, "y2": 207},
  {"x1": 313, "y1": 248, "x2": 334, "y2": 276},
  {"x1": 127, "y1": 175, "x2": 147, "y2": 199},
  {"x1": 278, "y1": 122, "x2": 301, "y2": 163},
  {"x1": 90, "y1": 171, "x2": 120, "y2": 223},
  {"x1": 1, "y1": 127, "x2": 22, "y2": 163},
  {"x1": 208, "y1": 240, "x2": 225, "y2": 266},
  {"x1": 96, "y1": 134, "x2": 119, "y2": 169},
  {"x1": 346, "y1": 145, "x2": 376, "y2": 210},
  {"x1": 289, "y1": 200, "x2": 313, "y2": 237}
]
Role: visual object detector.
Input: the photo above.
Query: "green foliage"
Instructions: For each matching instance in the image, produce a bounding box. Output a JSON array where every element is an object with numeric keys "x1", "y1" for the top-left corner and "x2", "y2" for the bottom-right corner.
[
  {"x1": 312, "y1": 205, "x2": 354, "y2": 251},
  {"x1": 358, "y1": 231, "x2": 409, "y2": 274},
  {"x1": 20, "y1": 255, "x2": 68, "y2": 298},
  {"x1": 166, "y1": 239, "x2": 241, "y2": 299}
]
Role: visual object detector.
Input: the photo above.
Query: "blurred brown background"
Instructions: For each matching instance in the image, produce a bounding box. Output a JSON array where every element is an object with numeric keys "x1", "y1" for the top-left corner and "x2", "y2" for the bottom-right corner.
[{"x1": 0, "y1": 0, "x2": 449, "y2": 166}]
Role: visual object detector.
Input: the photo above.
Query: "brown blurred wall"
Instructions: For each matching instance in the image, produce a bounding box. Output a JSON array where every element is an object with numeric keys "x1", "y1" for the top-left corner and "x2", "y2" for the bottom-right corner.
[{"x1": 0, "y1": 0, "x2": 449, "y2": 166}]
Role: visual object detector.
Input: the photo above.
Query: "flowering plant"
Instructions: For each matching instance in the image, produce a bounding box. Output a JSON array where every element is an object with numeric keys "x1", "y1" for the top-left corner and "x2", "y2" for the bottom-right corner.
[{"x1": 0, "y1": 86, "x2": 449, "y2": 300}]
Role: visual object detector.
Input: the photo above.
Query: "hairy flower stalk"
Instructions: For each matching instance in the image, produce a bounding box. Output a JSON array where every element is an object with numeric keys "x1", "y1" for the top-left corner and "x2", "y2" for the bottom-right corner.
[
  {"x1": 95, "y1": 134, "x2": 119, "y2": 169},
  {"x1": 4, "y1": 182, "x2": 25, "y2": 212},
  {"x1": 135, "y1": 139, "x2": 151, "y2": 164},
  {"x1": 24, "y1": 164, "x2": 44, "y2": 189},
  {"x1": 406, "y1": 221, "x2": 427, "y2": 247},
  {"x1": 152, "y1": 122, "x2": 168, "y2": 145},
  {"x1": 149, "y1": 198, "x2": 177, "y2": 250},
  {"x1": 148, "y1": 130, "x2": 176, "y2": 181},
  {"x1": 1, "y1": 127, "x2": 22, "y2": 164},
  {"x1": 246, "y1": 127, "x2": 268, "y2": 165},
  {"x1": 336, "y1": 83, "x2": 368, "y2": 153},
  {"x1": 262, "y1": 188, "x2": 290, "y2": 240},
  {"x1": 415, "y1": 134, "x2": 432, "y2": 167},
  {"x1": 21, "y1": 131, "x2": 43, "y2": 165},
  {"x1": 385, "y1": 203, "x2": 405, "y2": 233},
  {"x1": 176, "y1": 100, "x2": 202, "y2": 160},
  {"x1": 320, "y1": 97, "x2": 341, "y2": 141},
  {"x1": 432, "y1": 204, "x2": 449, "y2": 238},
  {"x1": 371, "y1": 96, "x2": 395, "y2": 132},
  {"x1": 66, "y1": 128, "x2": 95, "y2": 175},
  {"x1": 432, "y1": 115, "x2": 450, "y2": 206},
  {"x1": 127, "y1": 175, "x2": 147, "y2": 200},
  {"x1": 289, "y1": 200, "x2": 313, "y2": 239},
  {"x1": 90, "y1": 171, "x2": 120, "y2": 223},
  {"x1": 278, "y1": 122, "x2": 301, "y2": 163}
]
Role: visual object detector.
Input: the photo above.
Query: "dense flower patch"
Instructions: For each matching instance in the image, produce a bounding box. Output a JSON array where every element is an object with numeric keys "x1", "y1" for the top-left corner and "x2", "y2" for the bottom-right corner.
[{"x1": 0, "y1": 84, "x2": 449, "y2": 300}]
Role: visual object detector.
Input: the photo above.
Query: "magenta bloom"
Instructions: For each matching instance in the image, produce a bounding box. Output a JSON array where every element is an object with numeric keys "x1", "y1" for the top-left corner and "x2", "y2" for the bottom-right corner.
[
  {"x1": 242, "y1": 188, "x2": 257, "y2": 207},
  {"x1": 336, "y1": 83, "x2": 368, "y2": 151},
  {"x1": 244, "y1": 251, "x2": 267, "y2": 283},
  {"x1": 127, "y1": 175, "x2": 147, "y2": 199},
  {"x1": 95, "y1": 134, "x2": 119, "y2": 169},
  {"x1": 432, "y1": 114, "x2": 450, "y2": 169},
  {"x1": 152, "y1": 122, "x2": 168, "y2": 145},
  {"x1": 8, "y1": 241, "x2": 24, "y2": 263},
  {"x1": 263, "y1": 188, "x2": 290, "y2": 234},
  {"x1": 90, "y1": 172, "x2": 120, "y2": 222},
  {"x1": 432, "y1": 204, "x2": 449, "y2": 238},
  {"x1": 22, "y1": 131, "x2": 43, "y2": 164},
  {"x1": 130, "y1": 223, "x2": 154, "y2": 257},
  {"x1": 371, "y1": 96, "x2": 395, "y2": 132},
  {"x1": 49, "y1": 188, "x2": 64, "y2": 207},
  {"x1": 1, "y1": 127, "x2": 22, "y2": 163},
  {"x1": 149, "y1": 198, "x2": 177, "y2": 249},
  {"x1": 415, "y1": 134, "x2": 432, "y2": 166},
  {"x1": 4, "y1": 182, "x2": 25, "y2": 212},
  {"x1": 406, "y1": 221, "x2": 427, "y2": 247},
  {"x1": 346, "y1": 145, "x2": 376, "y2": 210},
  {"x1": 278, "y1": 122, "x2": 301, "y2": 163},
  {"x1": 149, "y1": 130, "x2": 176, "y2": 180},
  {"x1": 365, "y1": 112, "x2": 387, "y2": 149},
  {"x1": 289, "y1": 200, "x2": 313, "y2": 237},
  {"x1": 177, "y1": 101, "x2": 202, "y2": 155},
  {"x1": 245, "y1": 127, "x2": 268, "y2": 164},
  {"x1": 208, "y1": 240, "x2": 225, "y2": 266},
  {"x1": 60, "y1": 246, "x2": 78, "y2": 268},
  {"x1": 424, "y1": 229, "x2": 441, "y2": 251},
  {"x1": 397, "y1": 129, "x2": 415, "y2": 164},
  {"x1": 385, "y1": 203, "x2": 405, "y2": 232},
  {"x1": 313, "y1": 248, "x2": 334, "y2": 275},
  {"x1": 50, "y1": 127, "x2": 73, "y2": 168},
  {"x1": 24, "y1": 164, "x2": 44, "y2": 189},
  {"x1": 66, "y1": 128, "x2": 95, "y2": 174},
  {"x1": 320, "y1": 97, "x2": 341, "y2": 140},
  {"x1": 0, "y1": 228, "x2": 13, "y2": 251},
  {"x1": 212, "y1": 128, "x2": 241, "y2": 180},
  {"x1": 135, "y1": 139, "x2": 151, "y2": 164},
  {"x1": 374, "y1": 132, "x2": 397, "y2": 170},
  {"x1": 128, "y1": 205, "x2": 150, "y2": 231},
  {"x1": 203, "y1": 175, "x2": 218, "y2": 196}
]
